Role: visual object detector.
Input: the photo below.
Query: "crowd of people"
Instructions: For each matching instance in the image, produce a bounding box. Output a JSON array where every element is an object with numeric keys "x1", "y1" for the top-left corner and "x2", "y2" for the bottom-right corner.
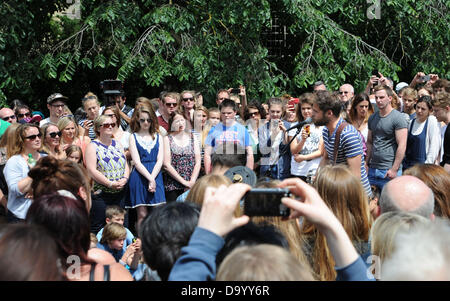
[{"x1": 0, "y1": 71, "x2": 449, "y2": 281}]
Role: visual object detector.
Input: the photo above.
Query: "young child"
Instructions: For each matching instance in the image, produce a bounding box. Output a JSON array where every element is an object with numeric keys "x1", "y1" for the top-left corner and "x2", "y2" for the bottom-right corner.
[
  {"x1": 65, "y1": 145, "x2": 83, "y2": 164},
  {"x1": 98, "y1": 222, "x2": 142, "y2": 272},
  {"x1": 207, "y1": 108, "x2": 220, "y2": 127},
  {"x1": 96, "y1": 205, "x2": 135, "y2": 250}
]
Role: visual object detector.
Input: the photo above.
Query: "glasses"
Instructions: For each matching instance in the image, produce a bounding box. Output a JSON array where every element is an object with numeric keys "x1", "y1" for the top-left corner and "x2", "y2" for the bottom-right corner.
[
  {"x1": 339, "y1": 91, "x2": 349, "y2": 95},
  {"x1": 2, "y1": 115, "x2": 16, "y2": 121},
  {"x1": 48, "y1": 131, "x2": 62, "y2": 138},
  {"x1": 182, "y1": 97, "x2": 194, "y2": 102},
  {"x1": 25, "y1": 133, "x2": 42, "y2": 140},
  {"x1": 139, "y1": 118, "x2": 151, "y2": 123},
  {"x1": 165, "y1": 103, "x2": 177, "y2": 107},
  {"x1": 51, "y1": 104, "x2": 66, "y2": 108},
  {"x1": 17, "y1": 113, "x2": 31, "y2": 118},
  {"x1": 61, "y1": 114, "x2": 74, "y2": 118},
  {"x1": 101, "y1": 123, "x2": 115, "y2": 128}
]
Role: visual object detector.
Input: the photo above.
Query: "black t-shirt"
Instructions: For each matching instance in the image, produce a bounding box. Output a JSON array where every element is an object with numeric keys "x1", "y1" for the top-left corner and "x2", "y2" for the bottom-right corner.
[{"x1": 441, "y1": 124, "x2": 450, "y2": 166}]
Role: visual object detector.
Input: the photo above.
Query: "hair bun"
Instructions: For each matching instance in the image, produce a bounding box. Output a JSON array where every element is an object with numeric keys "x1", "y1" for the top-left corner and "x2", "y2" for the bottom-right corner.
[{"x1": 28, "y1": 156, "x2": 59, "y2": 179}]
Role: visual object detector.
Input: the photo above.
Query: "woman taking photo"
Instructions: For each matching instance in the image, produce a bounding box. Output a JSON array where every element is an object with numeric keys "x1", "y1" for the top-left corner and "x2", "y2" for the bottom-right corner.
[
  {"x1": 163, "y1": 113, "x2": 201, "y2": 203},
  {"x1": 58, "y1": 116, "x2": 91, "y2": 157},
  {"x1": 403, "y1": 95, "x2": 441, "y2": 171},
  {"x1": 244, "y1": 101, "x2": 267, "y2": 172},
  {"x1": 126, "y1": 106, "x2": 165, "y2": 231},
  {"x1": 102, "y1": 106, "x2": 131, "y2": 160},
  {"x1": 4, "y1": 124, "x2": 44, "y2": 222},
  {"x1": 289, "y1": 93, "x2": 324, "y2": 182},
  {"x1": 349, "y1": 93, "x2": 374, "y2": 143},
  {"x1": 40, "y1": 123, "x2": 65, "y2": 159},
  {"x1": 85, "y1": 115, "x2": 130, "y2": 234}
]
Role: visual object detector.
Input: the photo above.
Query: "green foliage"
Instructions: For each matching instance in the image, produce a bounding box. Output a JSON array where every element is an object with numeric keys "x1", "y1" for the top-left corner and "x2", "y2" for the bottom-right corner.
[{"x1": 0, "y1": 0, "x2": 449, "y2": 110}]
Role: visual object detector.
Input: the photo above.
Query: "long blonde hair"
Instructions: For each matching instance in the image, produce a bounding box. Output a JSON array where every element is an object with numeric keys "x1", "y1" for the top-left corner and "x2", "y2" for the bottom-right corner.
[
  {"x1": 304, "y1": 165, "x2": 373, "y2": 280},
  {"x1": 40, "y1": 123, "x2": 63, "y2": 157}
]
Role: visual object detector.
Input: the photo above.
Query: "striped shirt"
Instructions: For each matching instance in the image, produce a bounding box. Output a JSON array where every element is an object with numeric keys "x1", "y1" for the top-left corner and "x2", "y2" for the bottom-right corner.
[{"x1": 323, "y1": 118, "x2": 372, "y2": 198}]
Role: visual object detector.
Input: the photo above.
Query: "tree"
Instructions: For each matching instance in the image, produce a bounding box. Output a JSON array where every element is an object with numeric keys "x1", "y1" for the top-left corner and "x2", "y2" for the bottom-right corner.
[{"x1": 1, "y1": 0, "x2": 449, "y2": 110}]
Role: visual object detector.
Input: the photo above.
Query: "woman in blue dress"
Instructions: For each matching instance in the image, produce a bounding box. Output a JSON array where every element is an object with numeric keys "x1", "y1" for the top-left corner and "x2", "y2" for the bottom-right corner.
[{"x1": 126, "y1": 106, "x2": 165, "y2": 231}]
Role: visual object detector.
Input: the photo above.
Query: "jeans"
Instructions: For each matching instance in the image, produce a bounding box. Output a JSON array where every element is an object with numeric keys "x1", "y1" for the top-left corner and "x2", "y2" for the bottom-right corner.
[
  {"x1": 90, "y1": 189, "x2": 127, "y2": 234},
  {"x1": 368, "y1": 167, "x2": 402, "y2": 192}
]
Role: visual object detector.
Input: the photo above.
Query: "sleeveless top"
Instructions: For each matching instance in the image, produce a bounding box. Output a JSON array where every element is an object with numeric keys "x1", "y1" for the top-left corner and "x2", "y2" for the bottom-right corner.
[
  {"x1": 92, "y1": 139, "x2": 127, "y2": 193},
  {"x1": 164, "y1": 134, "x2": 195, "y2": 191}
]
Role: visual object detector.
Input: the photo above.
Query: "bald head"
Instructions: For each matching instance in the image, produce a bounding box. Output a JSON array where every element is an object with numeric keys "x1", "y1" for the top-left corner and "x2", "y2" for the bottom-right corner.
[
  {"x1": 379, "y1": 176, "x2": 434, "y2": 219},
  {"x1": 339, "y1": 84, "x2": 354, "y2": 103},
  {"x1": 0, "y1": 108, "x2": 17, "y2": 123}
]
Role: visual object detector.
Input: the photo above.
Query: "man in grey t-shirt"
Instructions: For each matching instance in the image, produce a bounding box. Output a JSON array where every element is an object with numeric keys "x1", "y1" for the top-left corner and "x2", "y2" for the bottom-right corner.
[{"x1": 366, "y1": 85, "x2": 408, "y2": 191}]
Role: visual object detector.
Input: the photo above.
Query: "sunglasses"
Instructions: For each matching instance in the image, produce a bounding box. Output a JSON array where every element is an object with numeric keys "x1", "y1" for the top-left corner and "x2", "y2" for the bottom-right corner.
[
  {"x1": 139, "y1": 118, "x2": 151, "y2": 123},
  {"x1": 17, "y1": 113, "x2": 31, "y2": 118},
  {"x1": 25, "y1": 133, "x2": 42, "y2": 140},
  {"x1": 51, "y1": 103, "x2": 66, "y2": 108},
  {"x1": 101, "y1": 123, "x2": 115, "y2": 128},
  {"x1": 339, "y1": 91, "x2": 349, "y2": 95},
  {"x1": 48, "y1": 131, "x2": 62, "y2": 138},
  {"x1": 2, "y1": 115, "x2": 16, "y2": 121},
  {"x1": 182, "y1": 97, "x2": 194, "y2": 102},
  {"x1": 165, "y1": 103, "x2": 177, "y2": 107}
]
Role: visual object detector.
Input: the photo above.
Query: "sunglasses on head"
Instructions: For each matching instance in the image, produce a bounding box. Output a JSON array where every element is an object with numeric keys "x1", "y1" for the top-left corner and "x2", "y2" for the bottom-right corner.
[
  {"x1": 2, "y1": 115, "x2": 16, "y2": 121},
  {"x1": 17, "y1": 113, "x2": 31, "y2": 118},
  {"x1": 139, "y1": 118, "x2": 151, "y2": 123},
  {"x1": 48, "y1": 131, "x2": 62, "y2": 138},
  {"x1": 182, "y1": 97, "x2": 194, "y2": 102},
  {"x1": 25, "y1": 133, "x2": 42, "y2": 140},
  {"x1": 101, "y1": 123, "x2": 115, "y2": 128}
]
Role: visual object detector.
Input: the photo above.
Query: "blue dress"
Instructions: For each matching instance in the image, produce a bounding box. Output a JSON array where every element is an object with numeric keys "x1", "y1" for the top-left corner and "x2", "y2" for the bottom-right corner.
[{"x1": 126, "y1": 133, "x2": 165, "y2": 208}]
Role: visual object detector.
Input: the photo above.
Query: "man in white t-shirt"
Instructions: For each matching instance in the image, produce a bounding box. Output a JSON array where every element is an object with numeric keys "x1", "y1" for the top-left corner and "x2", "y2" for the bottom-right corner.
[{"x1": 40, "y1": 93, "x2": 68, "y2": 126}]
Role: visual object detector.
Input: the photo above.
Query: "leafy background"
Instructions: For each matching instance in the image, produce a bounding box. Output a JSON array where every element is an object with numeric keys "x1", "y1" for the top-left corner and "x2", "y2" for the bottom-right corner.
[{"x1": 0, "y1": 0, "x2": 448, "y2": 111}]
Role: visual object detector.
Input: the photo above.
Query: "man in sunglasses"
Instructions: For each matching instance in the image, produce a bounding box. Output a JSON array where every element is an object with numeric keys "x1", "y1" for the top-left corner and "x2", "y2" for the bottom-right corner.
[
  {"x1": 0, "y1": 108, "x2": 17, "y2": 124},
  {"x1": 338, "y1": 84, "x2": 355, "y2": 104},
  {"x1": 40, "y1": 93, "x2": 68, "y2": 127},
  {"x1": 157, "y1": 92, "x2": 179, "y2": 132}
]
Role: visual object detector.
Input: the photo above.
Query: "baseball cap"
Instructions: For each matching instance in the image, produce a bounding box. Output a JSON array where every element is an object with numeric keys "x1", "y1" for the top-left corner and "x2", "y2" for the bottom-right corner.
[
  {"x1": 395, "y1": 82, "x2": 409, "y2": 93},
  {"x1": 47, "y1": 93, "x2": 68, "y2": 104}
]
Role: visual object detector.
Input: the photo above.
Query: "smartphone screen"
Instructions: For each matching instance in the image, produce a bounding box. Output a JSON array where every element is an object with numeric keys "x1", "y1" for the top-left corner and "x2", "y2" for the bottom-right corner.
[{"x1": 244, "y1": 188, "x2": 291, "y2": 217}]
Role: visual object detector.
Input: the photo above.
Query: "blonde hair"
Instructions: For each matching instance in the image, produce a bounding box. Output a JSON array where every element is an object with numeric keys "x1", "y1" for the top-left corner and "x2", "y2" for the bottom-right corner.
[
  {"x1": 57, "y1": 116, "x2": 80, "y2": 140},
  {"x1": 186, "y1": 174, "x2": 232, "y2": 208},
  {"x1": 401, "y1": 87, "x2": 418, "y2": 100},
  {"x1": 216, "y1": 244, "x2": 315, "y2": 281},
  {"x1": 40, "y1": 123, "x2": 63, "y2": 157},
  {"x1": 371, "y1": 212, "x2": 429, "y2": 264},
  {"x1": 304, "y1": 165, "x2": 372, "y2": 280},
  {"x1": 93, "y1": 115, "x2": 109, "y2": 137},
  {"x1": 100, "y1": 222, "x2": 127, "y2": 244}
]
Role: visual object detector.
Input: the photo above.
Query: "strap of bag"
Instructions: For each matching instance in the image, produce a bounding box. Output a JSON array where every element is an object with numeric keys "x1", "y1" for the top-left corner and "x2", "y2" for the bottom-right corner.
[
  {"x1": 333, "y1": 122, "x2": 348, "y2": 165},
  {"x1": 103, "y1": 265, "x2": 111, "y2": 281},
  {"x1": 89, "y1": 263, "x2": 96, "y2": 281}
]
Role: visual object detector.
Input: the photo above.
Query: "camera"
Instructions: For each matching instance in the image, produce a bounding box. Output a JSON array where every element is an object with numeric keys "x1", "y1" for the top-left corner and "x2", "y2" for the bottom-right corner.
[
  {"x1": 243, "y1": 188, "x2": 291, "y2": 217},
  {"x1": 230, "y1": 88, "x2": 241, "y2": 94},
  {"x1": 100, "y1": 79, "x2": 124, "y2": 106}
]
